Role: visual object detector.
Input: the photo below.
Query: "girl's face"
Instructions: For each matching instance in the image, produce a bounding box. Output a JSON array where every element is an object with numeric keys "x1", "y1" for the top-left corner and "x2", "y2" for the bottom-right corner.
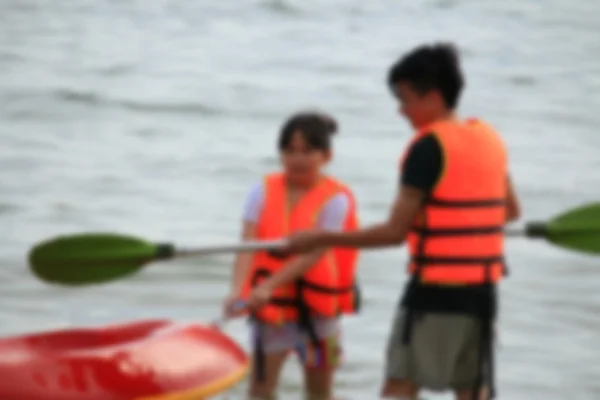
[{"x1": 280, "y1": 130, "x2": 330, "y2": 187}]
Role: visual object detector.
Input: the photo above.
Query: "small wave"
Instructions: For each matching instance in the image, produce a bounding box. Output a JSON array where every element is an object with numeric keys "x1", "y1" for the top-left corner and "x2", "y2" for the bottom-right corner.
[
  {"x1": 97, "y1": 64, "x2": 134, "y2": 77},
  {"x1": 54, "y1": 88, "x2": 101, "y2": 105},
  {"x1": 0, "y1": 51, "x2": 26, "y2": 63},
  {"x1": 118, "y1": 99, "x2": 221, "y2": 115},
  {"x1": 134, "y1": 127, "x2": 165, "y2": 138},
  {"x1": 260, "y1": 0, "x2": 303, "y2": 15},
  {"x1": 318, "y1": 64, "x2": 366, "y2": 76},
  {"x1": 432, "y1": 0, "x2": 458, "y2": 10},
  {"x1": 2, "y1": 108, "x2": 50, "y2": 121},
  {"x1": 0, "y1": 203, "x2": 22, "y2": 215},
  {"x1": 509, "y1": 75, "x2": 537, "y2": 87},
  {"x1": 458, "y1": 46, "x2": 478, "y2": 59},
  {"x1": 51, "y1": 202, "x2": 77, "y2": 213},
  {"x1": 53, "y1": 88, "x2": 223, "y2": 116}
]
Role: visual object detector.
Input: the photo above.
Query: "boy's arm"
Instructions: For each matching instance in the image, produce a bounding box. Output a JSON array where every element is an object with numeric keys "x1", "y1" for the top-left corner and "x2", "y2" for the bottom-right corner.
[{"x1": 505, "y1": 175, "x2": 521, "y2": 222}]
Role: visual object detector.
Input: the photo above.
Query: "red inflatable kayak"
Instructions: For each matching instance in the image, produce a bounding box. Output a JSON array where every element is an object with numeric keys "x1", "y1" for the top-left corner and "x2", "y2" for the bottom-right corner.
[{"x1": 0, "y1": 319, "x2": 248, "y2": 400}]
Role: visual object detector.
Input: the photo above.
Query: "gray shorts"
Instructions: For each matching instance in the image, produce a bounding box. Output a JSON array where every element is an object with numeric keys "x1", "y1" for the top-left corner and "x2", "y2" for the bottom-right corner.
[
  {"x1": 385, "y1": 307, "x2": 491, "y2": 391},
  {"x1": 250, "y1": 318, "x2": 342, "y2": 368}
]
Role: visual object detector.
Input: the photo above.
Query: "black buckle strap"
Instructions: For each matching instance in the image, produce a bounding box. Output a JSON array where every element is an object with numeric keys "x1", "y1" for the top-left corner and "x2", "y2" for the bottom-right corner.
[
  {"x1": 471, "y1": 263, "x2": 497, "y2": 400},
  {"x1": 295, "y1": 279, "x2": 320, "y2": 348},
  {"x1": 471, "y1": 315, "x2": 494, "y2": 400},
  {"x1": 426, "y1": 197, "x2": 506, "y2": 208},
  {"x1": 252, "y1": 322, "x2": 266, "y2": 382},
  {"x1": 301, "y1": 279, "x2": 354, "y2": 294}
]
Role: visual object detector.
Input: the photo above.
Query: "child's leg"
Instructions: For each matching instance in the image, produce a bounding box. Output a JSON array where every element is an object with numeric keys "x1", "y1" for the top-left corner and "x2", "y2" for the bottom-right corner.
[
  {"x1": 247, "y1": 322, "x2": 299, "y2": 399},
  {"x1": 303, "y1": 362, "x2": 336, "y2": 400},
  {"x1": 296, "y1": 318, "x2": 341, "y2": 400},
  {"x1": 248, "y1": 350, "x2": 288, "y2": 399}
]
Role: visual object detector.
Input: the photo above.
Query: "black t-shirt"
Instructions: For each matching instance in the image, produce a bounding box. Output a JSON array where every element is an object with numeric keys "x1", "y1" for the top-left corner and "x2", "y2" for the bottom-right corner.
[
  {"x1": 399, "y1": 133, "x2": 497, "y2": 317},
  {"x1": 400, "y1": 133, "x2": 443, "y2": 192}
]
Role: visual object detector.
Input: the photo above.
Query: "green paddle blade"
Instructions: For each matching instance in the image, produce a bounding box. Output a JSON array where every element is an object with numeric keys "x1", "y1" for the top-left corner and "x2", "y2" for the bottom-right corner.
[
  {"x1": 28, "y1": 233, "x2": 174, "y2": 285},
  {"x1": 527, "y1": 202, "x2": 600, "y2": 255}
]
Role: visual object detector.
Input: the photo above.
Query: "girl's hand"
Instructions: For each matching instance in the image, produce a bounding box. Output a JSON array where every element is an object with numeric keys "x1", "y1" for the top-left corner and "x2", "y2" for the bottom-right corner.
[
  {"x1": 222, "y1": 294, "x2": 246, "y2": 317},
  {"x1": 247, "y1": 283, "x2": 274, "y2": 311}
]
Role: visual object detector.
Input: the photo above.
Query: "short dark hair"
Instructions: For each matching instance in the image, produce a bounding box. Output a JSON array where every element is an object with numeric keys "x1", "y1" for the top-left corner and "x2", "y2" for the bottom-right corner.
[
  {"x1": 277, "y1": 111, "x2": 338, "y2": 152},
  {"x1": 387, "y1": 42, "x2": 464, "y2": 109}
]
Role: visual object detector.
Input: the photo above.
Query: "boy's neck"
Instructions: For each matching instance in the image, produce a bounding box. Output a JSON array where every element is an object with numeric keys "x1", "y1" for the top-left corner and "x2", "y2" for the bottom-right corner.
[
  {"x1": 417, "y1": 110, "x2": 458, "y2": 130},
  {"x1": 431, "y1": 110, "x2": 457, "y2": 124}
]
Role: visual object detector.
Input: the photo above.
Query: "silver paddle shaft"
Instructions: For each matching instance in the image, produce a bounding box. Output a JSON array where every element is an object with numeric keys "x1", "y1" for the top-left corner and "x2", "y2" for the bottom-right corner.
[{"x1": 174, "y1": 239, "x2": 288, "y2": 257}]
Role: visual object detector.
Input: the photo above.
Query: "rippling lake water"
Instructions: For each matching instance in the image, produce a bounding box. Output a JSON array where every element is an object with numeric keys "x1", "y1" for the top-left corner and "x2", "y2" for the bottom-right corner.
[{"x1": 1, "y1": 0, "x2": 599, "y2": 398}]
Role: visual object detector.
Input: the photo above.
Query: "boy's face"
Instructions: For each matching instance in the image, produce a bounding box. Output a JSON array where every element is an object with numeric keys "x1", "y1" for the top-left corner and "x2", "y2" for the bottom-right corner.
[{"x1": 393, "y1": 82, "x2": 438, "y2": 130}]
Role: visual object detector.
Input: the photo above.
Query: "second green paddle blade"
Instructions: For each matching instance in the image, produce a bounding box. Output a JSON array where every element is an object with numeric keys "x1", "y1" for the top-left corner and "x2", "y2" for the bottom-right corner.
[
  {"x1": 546, "y1": 202, "x2": 600, "y2": 255},
  {"x1": 28, "y1": 233, "x2": 161, "y2": 285}
]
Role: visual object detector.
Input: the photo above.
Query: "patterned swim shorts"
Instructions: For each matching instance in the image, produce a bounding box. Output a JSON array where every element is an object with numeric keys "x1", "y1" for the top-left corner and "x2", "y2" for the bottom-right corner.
[{"x1": 250, "y1": 317, "x2": 342, "y2": 369}]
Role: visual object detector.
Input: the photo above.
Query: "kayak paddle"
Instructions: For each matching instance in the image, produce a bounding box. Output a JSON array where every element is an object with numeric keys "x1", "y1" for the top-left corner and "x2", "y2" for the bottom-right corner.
[
  {"x1": 27, "y1": 202, "x2": 599, "y2": 286},
  {"x1": 505, "y1": 202, "x2": 600, "y2": 255},
  {"x1": 28, "y1": 233, "x2": 286, "y2": 286}
]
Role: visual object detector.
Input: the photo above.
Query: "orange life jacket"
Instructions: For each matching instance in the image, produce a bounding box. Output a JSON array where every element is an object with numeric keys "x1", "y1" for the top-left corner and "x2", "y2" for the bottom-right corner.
[
  {"x1": 401, "y1": 118, "x2": 507, "y2": 285},
  {"x1": 240, "y1": 172, "x2": 361, "y2": 324}
]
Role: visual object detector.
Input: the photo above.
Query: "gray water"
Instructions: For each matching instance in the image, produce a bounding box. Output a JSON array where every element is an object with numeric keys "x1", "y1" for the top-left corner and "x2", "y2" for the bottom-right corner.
[{"x1": 1, "y1": 0, "x2": 599, "y2": 398}]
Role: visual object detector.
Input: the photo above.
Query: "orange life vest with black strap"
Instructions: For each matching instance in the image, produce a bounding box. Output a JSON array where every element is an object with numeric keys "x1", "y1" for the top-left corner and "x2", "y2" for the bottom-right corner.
[
  {"x1": 402, "y1": 118, "x2": 507, "y2": 286},
  {"x1": 241, "y1": 172, "x2": 361, "y2": 381},
  {"x1": 241, "y1": 172, "x2": 361, "y2": 322},
  {"x1": 399, "y1": 118, "x2": 507, "y2": 399}
]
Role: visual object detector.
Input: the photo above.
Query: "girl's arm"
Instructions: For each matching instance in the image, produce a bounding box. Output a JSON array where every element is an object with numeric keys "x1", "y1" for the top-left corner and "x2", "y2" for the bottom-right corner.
[
  {"x1": 229, "y1": 221, "x2": 257, "y2": 295},
  {"x1": 228, "y1": 182, "x2": 263, "y2": 295},
  {"x1": 262, "y1": 192, "x2": 350, "y2": 290}
]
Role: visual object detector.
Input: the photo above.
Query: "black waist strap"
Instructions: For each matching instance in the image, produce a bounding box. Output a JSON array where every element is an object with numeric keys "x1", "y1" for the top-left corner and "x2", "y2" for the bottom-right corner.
[
  {"x1": 426, "y1": 197, "x2": 506, "y2": 208},
  {"x1": 401, "y1": 282, "x2": 497, "y2": 317},
  {"x1": 411, "y1": 226, "x2": 503, "y2": 236},
  {"x1": 252, "y1": 268, "x2": 354, "y2": 296},
  {"x1": 410, "y1": 255, "x2": 504, "y2": 265},
  {"x1": 409, "y1": 255, "x2": 507, "y2": 280}
]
